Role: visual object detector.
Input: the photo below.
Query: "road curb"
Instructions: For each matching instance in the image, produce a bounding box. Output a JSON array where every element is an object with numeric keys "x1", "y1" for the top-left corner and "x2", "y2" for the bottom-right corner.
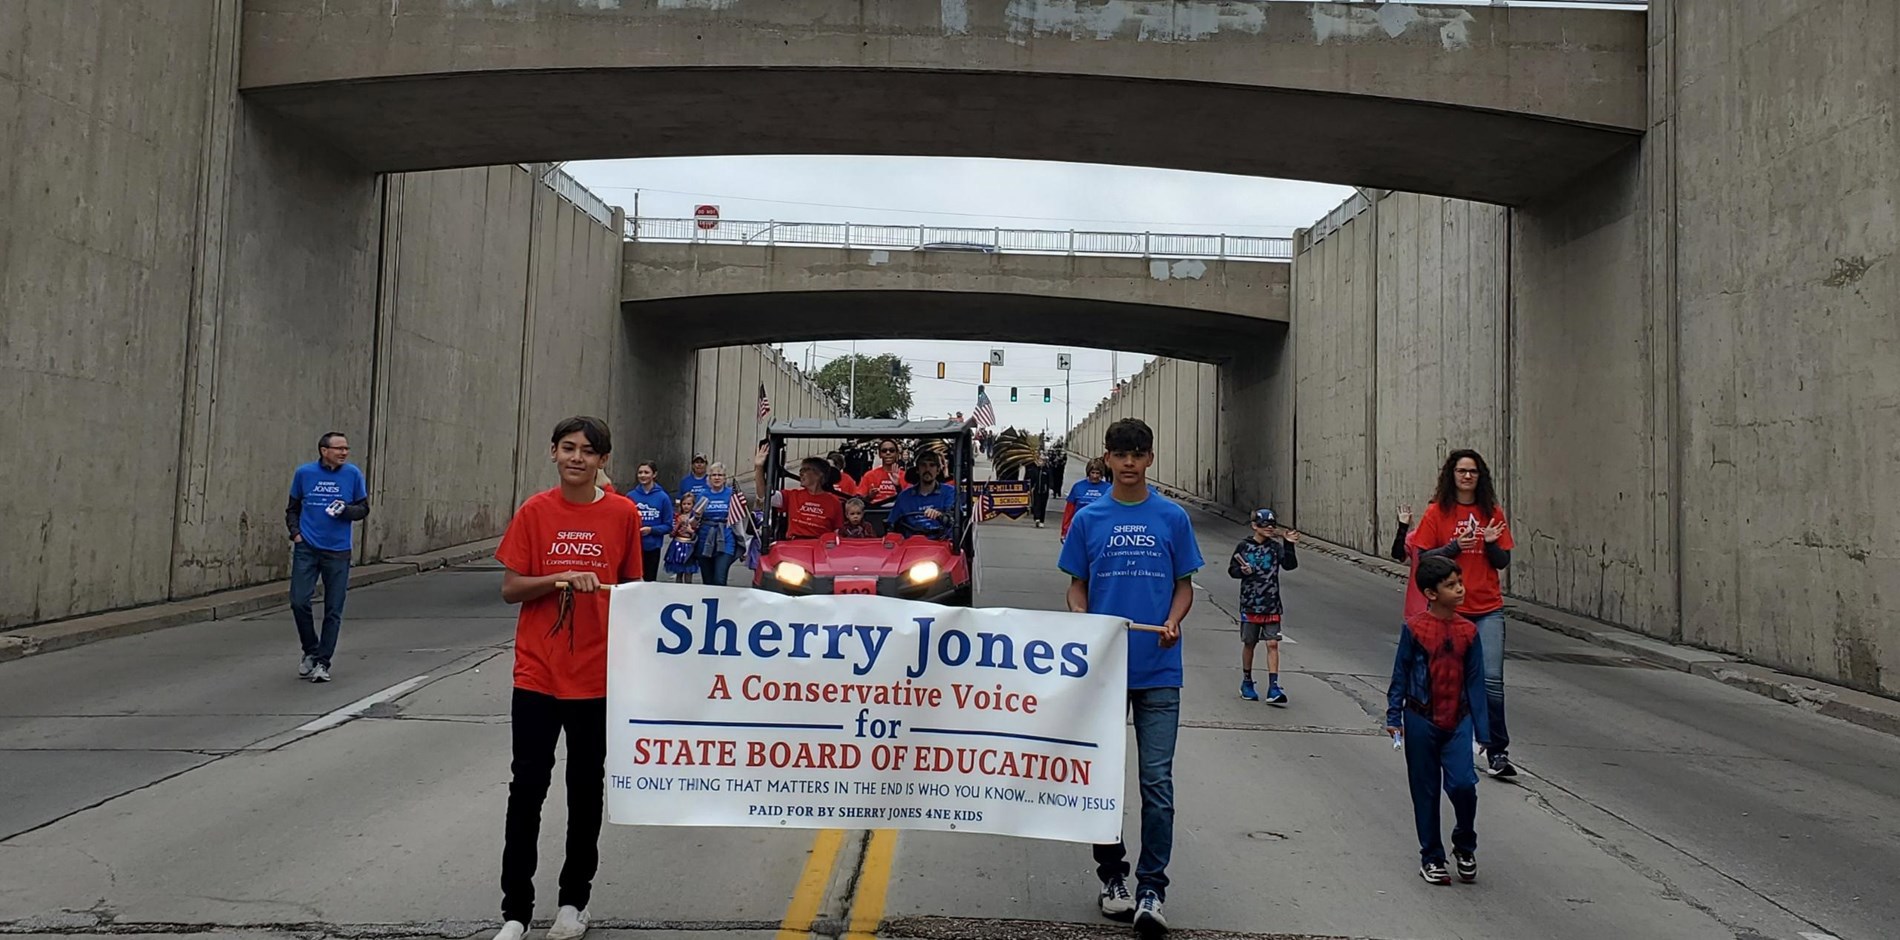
[
  {"x1": 1147, "y1": 482, "x2": 1900, "y2": 740},
  {"x1": 0, "y1": 538, "x2": 501, "y2": 665}
]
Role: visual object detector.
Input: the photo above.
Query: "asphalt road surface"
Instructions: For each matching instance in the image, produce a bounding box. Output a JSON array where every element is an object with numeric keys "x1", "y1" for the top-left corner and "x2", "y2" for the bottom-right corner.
[{"x1": 3, "y1": 506, "x2": 1895, "y2": 940}]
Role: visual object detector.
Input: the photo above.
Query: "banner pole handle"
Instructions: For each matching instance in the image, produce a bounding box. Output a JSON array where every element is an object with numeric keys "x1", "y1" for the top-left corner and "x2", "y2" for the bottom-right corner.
[{"x1": 1129, "y1": 623, "x2": 1168, "y2": 634}]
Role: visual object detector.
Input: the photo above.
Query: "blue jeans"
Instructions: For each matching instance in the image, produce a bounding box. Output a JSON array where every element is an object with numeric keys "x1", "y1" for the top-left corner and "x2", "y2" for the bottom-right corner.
[
  {"x1": 290, "y1": 542, "x2": 351, "y2": 666},
  {"x1": 1402, "y1": 710, "x2": 1478, "y2": 864},
  {"x1": 1094, "y1": 686, "x2": 1180, "y2": 899},
  {"x1": 1470, "y1": 610, "x2": 1510, "y2": 755},
  {"x1": 699, "y1": 551, "x2": 734, "y2": 587}
]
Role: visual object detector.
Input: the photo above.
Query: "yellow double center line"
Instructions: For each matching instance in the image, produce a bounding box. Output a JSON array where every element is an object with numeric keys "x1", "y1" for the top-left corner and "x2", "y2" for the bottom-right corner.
[{"x1": 775, "y1": 827, "x2": 899, "y2": 940}]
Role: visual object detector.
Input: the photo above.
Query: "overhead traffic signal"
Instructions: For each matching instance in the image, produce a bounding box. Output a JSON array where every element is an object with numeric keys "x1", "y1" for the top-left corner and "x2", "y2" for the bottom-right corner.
[
  {"x1": 889, "y1": 359, "x2": 902, "y2": 379},
  {"x1": 1043, "y1": 388, "x2": 1051, "y2": 403},
  {"x1": 1009, "y1": 387, "x2": 1019, "y2": 402},
  {"x1": 982, "y1": 362, "x2": 992, "y2": 384},
  {"x1": 937, "y1": 361, "x2": 946, "y2": 379}
]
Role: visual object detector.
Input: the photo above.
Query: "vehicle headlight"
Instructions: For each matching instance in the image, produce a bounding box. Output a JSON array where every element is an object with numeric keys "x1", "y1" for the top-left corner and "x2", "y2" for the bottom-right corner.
[
  {"x1": 775, "y1": 561, "x2": 809, "y2": 587},
  {"x1": 905, "y1": 561, "x2": 941, "y2": 585}
]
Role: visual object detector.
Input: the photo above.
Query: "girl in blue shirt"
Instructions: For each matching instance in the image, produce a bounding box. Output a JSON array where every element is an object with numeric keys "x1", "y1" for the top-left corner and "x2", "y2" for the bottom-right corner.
[{"x1": 626, "y1": 461, "x2": 674, "y2": 582}]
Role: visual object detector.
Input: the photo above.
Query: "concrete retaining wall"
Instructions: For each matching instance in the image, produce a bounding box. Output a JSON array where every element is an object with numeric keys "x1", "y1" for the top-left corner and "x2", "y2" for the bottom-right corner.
[
  {"x1": 1211, "y1": 0, "x2": 1899, "y2": 697},
  {"x1": 1068, "y1": 358, "x2": 1225, "y2": 504},
  {"x1": 686, "y1": 345, "x2": 843, "y2": 482},
  {"x1": 0, "y1": 2, "x2": 630, "y2": 627},
  {"x1": 1669, "y1": 0, "x2": 1900, "y2": 693}
]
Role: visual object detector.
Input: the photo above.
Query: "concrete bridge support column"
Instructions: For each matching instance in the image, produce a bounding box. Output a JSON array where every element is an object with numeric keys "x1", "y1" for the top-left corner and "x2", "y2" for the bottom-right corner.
[{"x1": 616, "y1": 326, "x2": 698, "y2": 479}]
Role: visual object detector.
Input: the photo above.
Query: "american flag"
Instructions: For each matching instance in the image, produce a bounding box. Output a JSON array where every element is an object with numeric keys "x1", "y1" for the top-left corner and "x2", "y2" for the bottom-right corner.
[
  {"x1": 728, "y1": 489, "x2": 750, "y2": 528},
  {"x1": 757, "y1": 383, "x2": 772, "y2": 422},
  {"x1": 972, "y1": 387, "x2": 996, "y2": 427}
]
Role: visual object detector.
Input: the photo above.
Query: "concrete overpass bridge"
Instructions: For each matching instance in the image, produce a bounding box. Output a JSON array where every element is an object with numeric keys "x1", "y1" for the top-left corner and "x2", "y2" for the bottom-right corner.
[
  {"x1": 238, "y1": 0, "x2": 1646, "y2": 206},
  {"x1": 620, "y1": 222, "x2": 1290, "y2": 360}
]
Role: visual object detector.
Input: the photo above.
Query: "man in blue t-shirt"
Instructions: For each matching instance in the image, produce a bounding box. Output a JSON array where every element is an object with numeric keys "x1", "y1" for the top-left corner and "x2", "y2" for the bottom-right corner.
[
  {"x1": 1056, "y1": 418, "x2": 1202, "y2": 936},
  {"x1": 678, "y1": 453, "x2": 712, "y2": 502},
  {"x1": 284, "y1": 432, "x2": 370, "y2": 683},
  {"x1": 888, "y1": 452, "x2": 958, "y2": 539}
]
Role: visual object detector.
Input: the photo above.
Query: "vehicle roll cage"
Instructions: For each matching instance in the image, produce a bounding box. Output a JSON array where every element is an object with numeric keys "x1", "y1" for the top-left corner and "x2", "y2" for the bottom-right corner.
[{"x1": 760, "y1": 419, "x2": 976, "y2": 548}]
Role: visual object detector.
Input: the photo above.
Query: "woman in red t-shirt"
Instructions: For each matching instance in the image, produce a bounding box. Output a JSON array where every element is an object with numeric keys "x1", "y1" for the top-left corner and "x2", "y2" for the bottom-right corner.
[
  {"x1": 1408, "y1": 449, "x2": 1517, "y2": 779},
  {"x1": 755, "y1": 448, "x2": 843, "y2": 539}
]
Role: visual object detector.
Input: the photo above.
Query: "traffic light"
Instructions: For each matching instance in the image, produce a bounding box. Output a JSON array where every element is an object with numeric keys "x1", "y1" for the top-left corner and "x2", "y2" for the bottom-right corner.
[
  {"x1": 982, "y1": 362, "x2": 991, "y2": 384},
  {"x1": 1009, "y1": 387, "x2": 1019, "y2": 402},
  {"x1": 889, "y1": 359, "x2": 902, "y2": 379},
  {"x1": 1043, "y1": 388, "x2": 1051, "y2": 403},
  {"x1": 937, "y1": 362, "x2": 946, "y2": 379}
]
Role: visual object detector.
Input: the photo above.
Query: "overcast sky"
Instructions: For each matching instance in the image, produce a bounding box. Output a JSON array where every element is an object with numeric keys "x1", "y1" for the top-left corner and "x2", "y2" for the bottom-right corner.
[{"x1": 565, "y1": 156, "x2": 1353, "y2": 430}]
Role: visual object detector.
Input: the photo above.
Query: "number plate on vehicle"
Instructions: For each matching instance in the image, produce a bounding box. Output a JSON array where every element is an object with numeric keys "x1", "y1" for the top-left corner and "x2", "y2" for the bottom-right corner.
[{"x1": 835, "y1": 577, "x2": 877, "y2": 596}]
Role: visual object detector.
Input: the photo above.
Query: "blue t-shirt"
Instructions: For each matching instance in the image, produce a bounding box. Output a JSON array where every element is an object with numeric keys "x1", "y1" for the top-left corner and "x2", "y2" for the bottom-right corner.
[
  {"x1": 1067, "y1": 479, "x2": 1110, "y2": 508},
  {"x1": 628, "y1": 484, "x2": 675, "y2": 551},
  {"x1": 890, "y1": 484, "x2": 957, "y2": 537},
  {"x1": 678, "y1": 474, "x2": 711, "y2": 502},
  {"x1": 1057, "y1": 491, "x2": 1203, "y2": 689},
  {"x1": 290, "y1": 461, "x2": 367, "y2": 552}
]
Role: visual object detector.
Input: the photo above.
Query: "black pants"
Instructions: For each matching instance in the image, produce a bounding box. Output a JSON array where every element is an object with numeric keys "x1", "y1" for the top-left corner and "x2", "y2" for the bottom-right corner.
[
  {"x1": 501, "y1": 689, "x2": 606, "y2": 924},
  {"x1": 1029, "y1": 486, "x2": 1050, "y2": 523},
  {"x1": 641, "y1": 546, "x2": 661, "y2": 582}
]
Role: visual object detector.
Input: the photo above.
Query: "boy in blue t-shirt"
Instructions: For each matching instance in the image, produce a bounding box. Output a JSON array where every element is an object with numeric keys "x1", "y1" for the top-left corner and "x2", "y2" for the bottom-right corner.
[{"x1": 1056, "y1": 418, "x2": 1202, "y2": 937}]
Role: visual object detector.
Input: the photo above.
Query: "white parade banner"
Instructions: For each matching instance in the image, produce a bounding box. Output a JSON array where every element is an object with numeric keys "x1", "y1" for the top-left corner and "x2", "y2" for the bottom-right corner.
[{"x1": 605, "y1": 583, "x2": 1129, "y2": 844}]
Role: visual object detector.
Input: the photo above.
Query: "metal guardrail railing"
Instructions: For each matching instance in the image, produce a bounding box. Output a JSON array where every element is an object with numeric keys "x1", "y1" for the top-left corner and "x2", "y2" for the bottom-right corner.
[{"x1": 624, "y1": 217, "x2": 1293, "y2": 262}]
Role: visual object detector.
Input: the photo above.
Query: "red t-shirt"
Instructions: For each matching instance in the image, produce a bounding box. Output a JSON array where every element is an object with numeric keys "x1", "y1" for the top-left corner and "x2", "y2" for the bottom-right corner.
[
  {"x1": 496, "y1": 488, "x2": 644, "y2": 700},
  {"x1": 858, "y1": 466, "x2": 908, "y2": 504},
  {"x1": 1401, "y1": 534, "x2": 1427, "y2": 621},
  {"x1": 1412, "y1": 501, "x2": 1513, "y2": 615},
  {"x1": 1407, "y1": 609, "x2": 1478, "y2": 730},
  {"x1": 778, "y1": 488, "x2": 843, "y2": 538},
  {"x1": 834, "y1": 471, "x2": 859, "y2": 496}
]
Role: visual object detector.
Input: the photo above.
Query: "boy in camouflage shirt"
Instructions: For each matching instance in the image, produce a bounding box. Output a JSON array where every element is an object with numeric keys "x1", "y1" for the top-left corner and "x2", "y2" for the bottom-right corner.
[{"x1": 1227, "y1": 508, "x2": 1300, "y2": 703}]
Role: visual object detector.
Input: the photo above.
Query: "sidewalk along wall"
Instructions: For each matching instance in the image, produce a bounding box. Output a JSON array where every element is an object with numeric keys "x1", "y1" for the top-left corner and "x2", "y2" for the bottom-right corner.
[
  {"x1": 1067, "y1": 358, "x2": 1222, "y2": 503},
  {"x1": 687, "y1": 345, "x2": 843, "y2": 486}
]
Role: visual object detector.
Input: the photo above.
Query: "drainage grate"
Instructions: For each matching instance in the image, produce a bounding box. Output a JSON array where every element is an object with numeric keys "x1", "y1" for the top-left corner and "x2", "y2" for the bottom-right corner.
[{"x1": 1506, "y1": 650, "x2": 1662, "y2": 669}]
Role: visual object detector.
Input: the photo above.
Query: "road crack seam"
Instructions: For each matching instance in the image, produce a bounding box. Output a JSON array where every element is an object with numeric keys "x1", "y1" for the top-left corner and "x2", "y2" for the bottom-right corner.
[{"x1": 1518, "y1": 772, "x2": 1844, "y2": 939}]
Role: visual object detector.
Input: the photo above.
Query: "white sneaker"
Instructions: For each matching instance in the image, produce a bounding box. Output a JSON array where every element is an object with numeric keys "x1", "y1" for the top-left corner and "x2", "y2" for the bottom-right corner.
[
  {"x1": 491, "y1": 921, "x2": 526, "y2": 940},
  {"x1": 298, "y1": 654, "x2": 316, "y2": 678},
  {"x1": 546, "y1": 905, "x2": 589, "y2": 940},
  {"x1": 1098, "y1": 875, "x2": 1135, "y2": 920}
]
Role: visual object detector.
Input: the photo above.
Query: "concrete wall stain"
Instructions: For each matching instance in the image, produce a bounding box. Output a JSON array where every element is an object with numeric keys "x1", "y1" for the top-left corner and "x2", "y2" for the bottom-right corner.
[
  {"x1": 1311, "y1": 3, "x2": 1473, "y2": 50},
  {"x1": 1003, "y1": 0, "x2": 1266, "y2": 45}
]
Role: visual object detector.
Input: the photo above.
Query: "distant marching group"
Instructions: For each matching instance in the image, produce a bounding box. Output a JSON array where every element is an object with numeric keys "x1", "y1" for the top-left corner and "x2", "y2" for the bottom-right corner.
[{"x1": 280, "y1": 409, "x2": 1516, "y2": 940}]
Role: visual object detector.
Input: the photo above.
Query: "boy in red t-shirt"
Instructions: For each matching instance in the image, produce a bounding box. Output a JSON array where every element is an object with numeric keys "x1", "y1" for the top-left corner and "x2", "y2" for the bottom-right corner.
[
  {"x1": 1385, "y1": 556, "x2": 1491, "y2": 887},
  {"x1": 490, "y1": 416, "x2": 643, "y2": 940},
  {"x1": 754, "y1": 450, "x2": 843, "y2": 539}
]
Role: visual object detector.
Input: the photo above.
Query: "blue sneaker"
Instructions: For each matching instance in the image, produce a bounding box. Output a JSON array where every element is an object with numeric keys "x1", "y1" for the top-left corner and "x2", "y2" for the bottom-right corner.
[
  {"x1": 1265, "y1": 684, "x2": 1288, "y2": 706},
  {"x1": 1239, "y1": 678, "x2": 1259, "y2": 701}
]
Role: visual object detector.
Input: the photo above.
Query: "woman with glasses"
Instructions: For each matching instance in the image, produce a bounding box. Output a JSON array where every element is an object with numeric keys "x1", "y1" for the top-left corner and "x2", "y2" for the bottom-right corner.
[
  {"x1": 694, "y1": 463, "x2": 743, "y2": 586},
  {"x1": 1408, "y1": 450, "x2": 1517, "y2": 779}
]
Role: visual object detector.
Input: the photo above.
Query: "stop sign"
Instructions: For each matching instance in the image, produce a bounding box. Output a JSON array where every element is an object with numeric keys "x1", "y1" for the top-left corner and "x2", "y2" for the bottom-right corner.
[{"x1": 694, "y1": 205, "x2": 720, "y2": 230}]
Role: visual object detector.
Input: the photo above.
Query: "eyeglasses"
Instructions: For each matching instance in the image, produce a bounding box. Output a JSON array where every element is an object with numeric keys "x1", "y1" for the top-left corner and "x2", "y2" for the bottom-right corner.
[{"x1": 879, "y1": 448, "x2": 897, "y2": 455}]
